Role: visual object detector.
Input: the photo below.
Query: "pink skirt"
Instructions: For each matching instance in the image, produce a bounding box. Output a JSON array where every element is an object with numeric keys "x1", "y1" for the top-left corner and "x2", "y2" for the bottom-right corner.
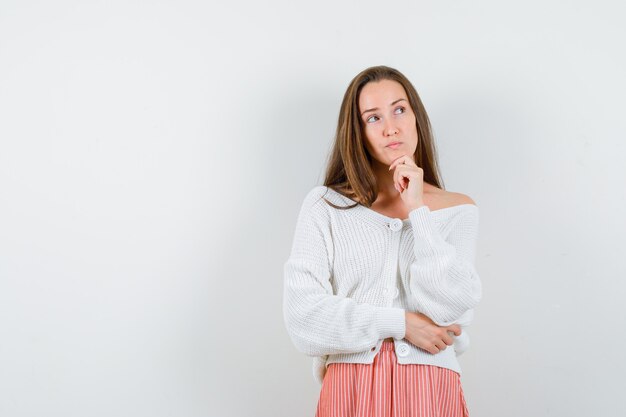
[{"x1": 315, "y1": 340, "x2": 470, "y2": 417}]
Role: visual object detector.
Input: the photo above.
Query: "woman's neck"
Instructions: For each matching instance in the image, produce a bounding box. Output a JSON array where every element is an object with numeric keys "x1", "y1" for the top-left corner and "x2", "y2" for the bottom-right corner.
[{"x1": 371, "y1": 160, "x2": 398, "y2": 198}]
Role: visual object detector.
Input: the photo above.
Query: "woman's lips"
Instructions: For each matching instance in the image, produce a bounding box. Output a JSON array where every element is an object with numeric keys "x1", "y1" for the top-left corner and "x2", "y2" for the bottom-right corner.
[{"x1": 386, "y1": 141, "x2": 402, "y2": 149}]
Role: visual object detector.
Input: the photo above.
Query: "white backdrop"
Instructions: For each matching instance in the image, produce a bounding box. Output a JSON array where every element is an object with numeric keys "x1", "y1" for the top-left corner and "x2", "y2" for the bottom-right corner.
[{"x1": 1, "y1": 1, "x2": 625, "y2": 416}]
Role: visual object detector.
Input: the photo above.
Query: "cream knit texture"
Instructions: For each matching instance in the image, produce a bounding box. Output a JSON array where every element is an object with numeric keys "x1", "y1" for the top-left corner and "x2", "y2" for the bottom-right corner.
[{"x1": 283, "y1": 185, "x2": 482, "y2": 384}]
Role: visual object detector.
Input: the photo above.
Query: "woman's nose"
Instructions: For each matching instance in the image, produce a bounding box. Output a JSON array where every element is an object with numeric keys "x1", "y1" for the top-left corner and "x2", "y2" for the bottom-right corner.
[{"x1": 384, "y1": 121, "x2": 399, "y2": 136}]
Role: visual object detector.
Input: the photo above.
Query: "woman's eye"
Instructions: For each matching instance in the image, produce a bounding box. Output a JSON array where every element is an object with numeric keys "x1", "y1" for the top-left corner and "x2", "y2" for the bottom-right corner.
[
  {"x1": 394, "y1": 107, "x2": 405, "y2": 114},
  {"x1": 366, "y1": 115, "x2": 379, "y2": 123}
]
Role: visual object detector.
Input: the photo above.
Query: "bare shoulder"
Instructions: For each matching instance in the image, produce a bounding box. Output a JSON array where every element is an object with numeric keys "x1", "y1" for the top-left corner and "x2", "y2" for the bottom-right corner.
[
  {"x1": 437, "y1": 190, "x2": 477, "y2": 209},
  {"x1": 423, "y1": 184, "x2": 477, "y2": 210},
  {"x1": 449, "y1": 192, "x2": 476, "y2": 207}
]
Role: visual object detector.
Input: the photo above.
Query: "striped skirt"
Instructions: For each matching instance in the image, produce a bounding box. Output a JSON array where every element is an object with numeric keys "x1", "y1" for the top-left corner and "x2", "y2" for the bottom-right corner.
[{"x1": 315, "y1": 340, "x2": 470, "y2": 417}]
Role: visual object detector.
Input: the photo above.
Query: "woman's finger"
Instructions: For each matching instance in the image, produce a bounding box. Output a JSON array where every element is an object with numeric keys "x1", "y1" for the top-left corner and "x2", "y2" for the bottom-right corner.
[
  {"x1": 388, "y1": 154, "x2": 413, "y2": 171},
  {"x1": 392, "y1": 161, "x2": 408, "y2": 181},
  {"x1": 388, "y1": 155, "x2": 415, "y2": 171},
  {"x1": 393, "y1": 164, "x2": 415, "y2": 190},
  {"x1": 442, "y1": 332, "x2": 454, "y2": 346},
  {"x1": 393, "y1": 166, "x2": 406, "y2": 191}
]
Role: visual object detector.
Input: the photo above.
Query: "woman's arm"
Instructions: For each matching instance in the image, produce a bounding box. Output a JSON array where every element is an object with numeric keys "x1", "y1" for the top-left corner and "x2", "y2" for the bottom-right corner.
[
  {"x1": 406, "y1": 204, "x2": 482, "y2": 326},
  {"x1": 451, "y1": 309, "x2": 474, "y2": 355},
  {"x1": 284, "y1": 260, "x2": 405, "y2": 356},
  {"x1": 283, "y1": 188, "x2": 406, "y2": 357}
]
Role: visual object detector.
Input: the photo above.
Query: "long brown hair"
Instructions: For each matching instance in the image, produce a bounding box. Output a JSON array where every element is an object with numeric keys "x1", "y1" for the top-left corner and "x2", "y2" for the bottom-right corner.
[{"x1": 322, "y1": 65, "x2": 444, "y2": 209}]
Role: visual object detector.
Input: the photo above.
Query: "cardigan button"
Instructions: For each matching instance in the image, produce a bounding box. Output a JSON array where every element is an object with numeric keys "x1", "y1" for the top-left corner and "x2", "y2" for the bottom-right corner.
[
  {"x1": 388, "y1": 218, "x2": 403, "y2": 232},
  {"x1": 383, "y1": 287, "x2": 399, "y2": 298},
  {"x1": 396, "y1": 342, "x2": 410, "y2": 357}
]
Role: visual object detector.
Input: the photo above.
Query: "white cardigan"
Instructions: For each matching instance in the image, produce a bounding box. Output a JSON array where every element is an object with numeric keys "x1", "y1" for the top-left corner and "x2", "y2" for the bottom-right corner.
[{"x1": 283, "y1": 185, "x2": 482, "y2": 384}]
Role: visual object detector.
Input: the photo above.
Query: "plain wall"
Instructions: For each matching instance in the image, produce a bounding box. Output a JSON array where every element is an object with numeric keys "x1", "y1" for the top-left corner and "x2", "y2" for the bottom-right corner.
[{"x1": 1, "y1": 1, "x2": 625, "y2": 416}]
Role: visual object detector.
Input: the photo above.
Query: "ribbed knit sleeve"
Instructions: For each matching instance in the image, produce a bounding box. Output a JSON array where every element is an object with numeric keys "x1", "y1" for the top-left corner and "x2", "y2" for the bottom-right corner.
[
  {"x1": 451, "y1": 308, "x2": 473, "y2": 355},
  {"x1": 407, "y1": 205, "x2": 482, "y2": 327},
  {"x1": 283, "y1": 188, "x2": 406, "y2": 357}
]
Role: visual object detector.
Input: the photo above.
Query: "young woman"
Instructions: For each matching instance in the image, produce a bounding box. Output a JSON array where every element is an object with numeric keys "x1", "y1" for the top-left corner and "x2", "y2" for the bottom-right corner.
[{"x1": 283, "y1": 65, "x2": 482, "y2": 417}]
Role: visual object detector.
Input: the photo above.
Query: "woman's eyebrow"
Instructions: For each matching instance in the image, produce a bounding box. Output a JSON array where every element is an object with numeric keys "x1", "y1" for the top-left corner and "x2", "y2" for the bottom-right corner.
[{"x1": 361, "y1": 98, "x2": 407, "y2": 116}]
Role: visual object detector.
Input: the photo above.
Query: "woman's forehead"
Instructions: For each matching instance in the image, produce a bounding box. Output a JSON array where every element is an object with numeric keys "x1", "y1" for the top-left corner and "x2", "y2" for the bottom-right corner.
[{"x1": 359, "y1": 80, "x2": 408, "y2": 107}]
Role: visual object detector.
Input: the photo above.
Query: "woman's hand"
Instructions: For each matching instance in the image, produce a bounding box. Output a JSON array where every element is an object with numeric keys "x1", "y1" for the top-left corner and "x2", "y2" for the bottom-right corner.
[
  {"x1": 388, "y1": 155, "x2": 425, "y2": 211},
  {"x1": 404, "y1": 311, "x2": 461, "y2": 354}
]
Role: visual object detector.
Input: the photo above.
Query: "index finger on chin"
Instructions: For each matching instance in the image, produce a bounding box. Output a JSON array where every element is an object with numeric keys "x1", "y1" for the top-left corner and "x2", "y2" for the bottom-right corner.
[{"x1": 389, "y1": 154, "x2": 409, "y2": 169}]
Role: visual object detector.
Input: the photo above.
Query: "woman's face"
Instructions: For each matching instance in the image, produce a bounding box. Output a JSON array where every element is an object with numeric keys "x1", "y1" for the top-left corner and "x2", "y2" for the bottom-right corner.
[{"x1": 358, "y1": 79, "x2": 418, "y2": 166}]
